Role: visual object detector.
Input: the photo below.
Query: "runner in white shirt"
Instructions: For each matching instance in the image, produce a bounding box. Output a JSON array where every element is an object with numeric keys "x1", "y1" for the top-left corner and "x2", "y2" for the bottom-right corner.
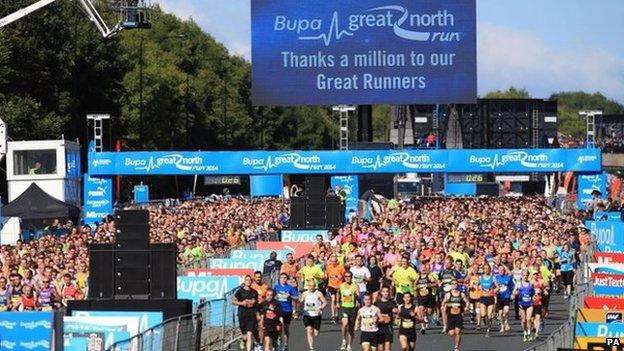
[
  {"x1": 300, "y1": 279, "x2": 327, "y2": 351},
  {"x1": 354, "y1": 293, "x2": 383, "y2": 351},
  {"x1": 349, "y1": 255, "x2": 371, "y2": 304}
]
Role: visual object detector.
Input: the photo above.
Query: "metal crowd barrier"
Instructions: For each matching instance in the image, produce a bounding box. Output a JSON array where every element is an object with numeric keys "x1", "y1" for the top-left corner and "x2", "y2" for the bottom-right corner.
[
  {"x1": 523, "y1": 243, "x2": 595, "y2": 351},
  {"x1": 107, "y1": 313, "x2": 202, "y2": 351}
]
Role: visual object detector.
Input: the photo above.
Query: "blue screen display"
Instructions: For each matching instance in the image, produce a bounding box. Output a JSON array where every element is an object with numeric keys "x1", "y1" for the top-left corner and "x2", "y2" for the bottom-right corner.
[{"x1": 251, "y1": 0, "x2": 476, "y2": 105}]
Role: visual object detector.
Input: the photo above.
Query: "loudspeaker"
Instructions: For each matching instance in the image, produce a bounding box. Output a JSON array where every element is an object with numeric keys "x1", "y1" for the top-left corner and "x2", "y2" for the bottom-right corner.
[
  {"x1": 325, "y1": 196, "x2": 343, "y2": 229},
  {"x1": 114, "y1": 251, "x2": 149, "y2": 268},
  {"x1": 115, "y1": 224, "x2": 150, "y2": 249},
  {"x1": 115, "y1": 267, "x2": 150, "y2": 280},
  {"x1": 150, "y1": 244, "x2": 177, "y2": 299},
  {"x1": 305, "y1": 176, "x2": 326, "y2": 199},
  {"x1": 305, "y1": 203, "x2": 326, "y2": 227},
  {"x1": 289, "y1": 197, "x2": 306, "y2": 229},
  {"x1": 88, "y1": 244, "x2": 114, "y2": 299},
  {"x1": 115, "y1": 280, "x2": 149, "y2": 297},
  {"x1": 114, "y1": 209, "x2": 149, "y2": 225}
]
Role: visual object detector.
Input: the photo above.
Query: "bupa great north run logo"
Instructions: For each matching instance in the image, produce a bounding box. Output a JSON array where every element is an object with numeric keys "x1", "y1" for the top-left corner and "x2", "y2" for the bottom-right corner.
[
  {"x1": 578, "y1": 154, "x2": 598, "y2": 164},
  {"x1": 124, "y1": 154, "x2": 219, "y2": 173},
  {"x1": 468, "y1": 151, "x2": 561, "y2": 170},
  {"x1": 274, "y1": 5, "x2": 461, "y2": 46},
  {"x1": 242, "y1": 153, "x2": 336, "y2": 172},
  {"x1": 351, "y1": 152, "x2": 443, "y2": 171}
]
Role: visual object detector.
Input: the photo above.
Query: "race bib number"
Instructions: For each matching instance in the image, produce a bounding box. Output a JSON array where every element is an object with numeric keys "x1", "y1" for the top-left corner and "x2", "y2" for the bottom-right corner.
[
  {"x1": 362, "y1": 316, "x2": 374, "y2": 328},
  {"x1": 499, "y1": 285, "x2": 507, "y2": 293},
  {"x1": 41, "y1": 305, "x2": 53, "y2": 311},
  {"x1": 522, "y1": 295, "x2": 532, "y2": 303},
  {"x1": 419, "y1": 288, "x2": 429, "y2": 296},
  {"x1": 0, "y1": 305, "x2": 6, "y2": 312},
  {"x1": 401, "y1": 319, "x2": 414, "y2": 329},
  {"x1": 305, "y1": 302, "x2": 316, "y2": 312},
  {"x1": 277, "y1": 292, "x2": 289, "y2": 302},
  {"x1": 401, "y1": 283, "x2": 411, "y2": 292},
  {"x1": 443, "y1": 285, "x2": 452, "y2": 292}
]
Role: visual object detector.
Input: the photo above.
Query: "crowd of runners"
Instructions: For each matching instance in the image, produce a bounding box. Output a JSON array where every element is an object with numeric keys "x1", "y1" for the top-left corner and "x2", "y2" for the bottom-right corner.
[{"x1": 234, "y1": 196, "x2": 589, "y2": 351}]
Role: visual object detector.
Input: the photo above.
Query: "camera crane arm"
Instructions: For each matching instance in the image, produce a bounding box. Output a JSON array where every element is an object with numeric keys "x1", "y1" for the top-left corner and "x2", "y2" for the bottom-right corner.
[{"x1": 0, "y1": 0, "x2": 123, "y2": 38}]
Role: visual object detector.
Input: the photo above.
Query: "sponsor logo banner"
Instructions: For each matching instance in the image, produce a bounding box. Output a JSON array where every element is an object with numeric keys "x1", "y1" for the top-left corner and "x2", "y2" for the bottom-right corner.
[
  {"x1": 177, "y1": 276, "x2": 242, "y2": 304},
  {"x1": 331, "y1": 175, "x2": 359, "y2": 221},
  {"x1": 585, "y1": 220, "x2": 624, "y2": 253},
  {"x1": 185, "y1": 269, "x2": 255, "y2": 277},
  {"x1": 585, "y1": 296, "x2": 624, "y2": 310},
  {"x1": 594, "y1": 253, "x2": 624, "y2": 264},
  {"x1": 70, "y1": 311, "x2": 163, "y2": 334},
  {"x1": 281, "y1": 230, "x2": 328, "y2": 242},
  {"x1": 576, "y1": 322, "x2": 624, "y2": 338},
  {"x1": 133, "y1": 185, "x2": 149, "y2": 204},
  {"x1": 588, "y1": 263, "x2": 624, "y2": 275},
  {"x1": 83, "y1": 174, "x2": 113, "y2": 225},
  {"x1": 575, "y1": 337, "x2": 624, "y2": 350},
  {"x1": 229, "y1": 249, "x2": 291, "y2": 261},
  {"x1": 576, "y1": 309, "x2": 624, "y2": 323},
  {"x1": 251, "y1": 0, "x2": 476, "y2": 105},
  {"x1": 592, "y1": 273, "x2": 624, "y2": 297},
  {"x1": 89, "y1": 149, "x2": 602, "y2": 175},
  {"x1": 63, "y1": 316, "x2": 132, "y2": 351},
  {"x1": 208, "y1": 258, "x2": 264, "y2": 271},
  {"x1": 0, "y1": 311, "x2": 53, "y2": 350},
  {"x1": 578, "y1": 172, "x2": 607, "y2": 210},
  {"x1": 256, "y1": 241, "x2": 314, "y2": 259}
]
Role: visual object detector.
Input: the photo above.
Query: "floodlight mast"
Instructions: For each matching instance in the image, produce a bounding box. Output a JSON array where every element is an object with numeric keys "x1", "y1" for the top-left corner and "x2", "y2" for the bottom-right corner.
[{"x1": 0, "y1": 0, "x2": 149, "y2": 38}]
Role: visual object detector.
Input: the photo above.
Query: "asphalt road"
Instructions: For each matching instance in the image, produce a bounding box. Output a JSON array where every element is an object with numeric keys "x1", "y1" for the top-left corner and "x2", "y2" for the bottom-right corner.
[{"x1": 284, "y1": 294, "x2": 569, "y2": 351}]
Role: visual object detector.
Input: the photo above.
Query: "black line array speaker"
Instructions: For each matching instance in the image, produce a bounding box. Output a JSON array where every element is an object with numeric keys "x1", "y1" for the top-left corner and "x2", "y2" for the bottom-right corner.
[
  {"x1": 88, "y1": 244, "x2": 114, "y2": 299},
  {"x1": 476, "y1": 183, "x2": 500, "y2": 196},
  {"x1": 289, "y1": 197, "x2": 306, "y2": 229},
  {"x1": 325, "y1": 196, "x2": 343, "y2": 229},
  {"x1": 114, "y1": 209, "x2": 149, "y2": 225},
  {"x1": 305, "y1": 176, "x2": 326, "y2": 200},
  {"x1": 150, "y1": 243, "x2": 177, "y2": 299},
  {"x1": 305, "y1": 203, "x2": 326, "y2": 227}
]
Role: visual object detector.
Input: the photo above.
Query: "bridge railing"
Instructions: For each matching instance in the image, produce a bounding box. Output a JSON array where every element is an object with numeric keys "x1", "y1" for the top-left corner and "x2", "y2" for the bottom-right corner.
[{"x1": 523, "y1": 243, "x2": 594, "y2": 351}]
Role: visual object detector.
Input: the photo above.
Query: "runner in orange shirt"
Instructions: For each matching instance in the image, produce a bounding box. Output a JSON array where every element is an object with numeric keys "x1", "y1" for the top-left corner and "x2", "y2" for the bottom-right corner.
[
  {"x1": 251, "y1": 271, "x2": 269, "y2": 304},
  {"x1": 325, "y1": 254, "x2": 346, "y2": 324}
]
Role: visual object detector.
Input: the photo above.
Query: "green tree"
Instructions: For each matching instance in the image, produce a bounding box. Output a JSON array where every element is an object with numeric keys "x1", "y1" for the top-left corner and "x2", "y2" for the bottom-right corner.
[
  {"x1": 551, "y1": 91, "x2": 624, "y2": 137},
  {"x1": 483, "y1": 86, "x2": 531, "y2": 99}
]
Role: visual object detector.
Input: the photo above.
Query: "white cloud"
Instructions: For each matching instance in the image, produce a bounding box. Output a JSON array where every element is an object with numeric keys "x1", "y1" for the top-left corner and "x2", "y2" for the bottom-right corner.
[{"x1": 478, "y1": 22, "x2": 624, "y2": 101}]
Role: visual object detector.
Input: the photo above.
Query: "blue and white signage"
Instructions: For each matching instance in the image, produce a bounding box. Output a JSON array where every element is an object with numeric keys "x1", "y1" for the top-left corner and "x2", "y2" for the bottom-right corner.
[
  {"x1": 89, "y1": 148, "x2": 601, "y2": 176},
  {"x1": 251, "y1": 0, "x2": 476, "y2": 105},
  {"x1": 0, "y1": 311, "x2": 53, "y2": 350},
  {"x1": 578, "y1": 172, "x2": 606, "y2": 210},
  {"x1": 71, "y1": 311, "x2": 163, "y2": 334},
  {"x1": 63, "y1": 316, "x2": 131, "y2": 350},
  {"x1": 177, "y1": 276, "x2": 242, "y2": 303},
  {"x1": 208, "y1": 258, "x2": 264, "y2": 271},
  {"x1": 576, "y1": 322, "x2": 624, "y2": 337},
  {"x1": 281, "y1": 229, "x2": 328, "y2": 242},
  {"x1": 331, "y1": 175, "x2": 359, "y2": 221},
  {"x1": 585, "y1": 220, "x2": 624, "y2": 253},
  {"x1": 230, "y1": 249, "x2": 291, "y2": 261},
  {"x1": 83, "y1": 174, "x2": 113, "y2": 225},
  {"x1": 134, "y1": 184, "x2": 149, "y2": 204}
]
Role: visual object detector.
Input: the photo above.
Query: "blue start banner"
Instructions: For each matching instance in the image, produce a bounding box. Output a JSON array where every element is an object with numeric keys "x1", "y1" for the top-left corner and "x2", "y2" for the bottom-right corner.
[
  {"x1": 331, "y1": 175, "x2": 359, "y2": 221},
  {"x1": 577, "y1": 172, "x2": 607, "y2": 210},
  {"x1": 83, "y1": 174, "x2": 113, "y2": 226},
  {"x1": 251, "y1": 0, "x2": 476, "y2": 105},
  {"x1": 0, "y1": 311, "x2": 53, "y2": 350},
  {"x1": 89, "y1": 148, "x2": 601, "y2": 176}
]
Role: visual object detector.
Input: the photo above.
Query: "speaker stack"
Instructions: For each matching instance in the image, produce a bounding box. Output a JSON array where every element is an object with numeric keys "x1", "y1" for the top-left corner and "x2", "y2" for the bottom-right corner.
[
  {"x1": 289, "y1": 176, "x2": 344, "y2": 229},
  {"x1": 88, "y1": 210, "x2": 177, "y2": 300}
]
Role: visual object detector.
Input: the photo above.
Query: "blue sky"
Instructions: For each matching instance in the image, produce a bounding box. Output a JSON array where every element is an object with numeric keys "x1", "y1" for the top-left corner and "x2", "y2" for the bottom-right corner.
[{"x1": 156, "y1": 0, "x2": 624, "y2": 102}]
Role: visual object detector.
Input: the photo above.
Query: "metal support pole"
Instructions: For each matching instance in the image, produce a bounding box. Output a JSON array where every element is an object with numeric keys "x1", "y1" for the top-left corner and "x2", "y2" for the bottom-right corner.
[
  {"x1": 139, "y1": 34, "x2": 144, "y2": 149},
  {"x1": 433, "y1": 104, "x2": 440, "y2": 149}
]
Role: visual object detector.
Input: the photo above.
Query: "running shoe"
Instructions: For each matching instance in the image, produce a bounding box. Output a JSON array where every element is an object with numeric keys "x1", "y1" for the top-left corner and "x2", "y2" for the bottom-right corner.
[
  {"x1": 346, "y1": 345, "x2": 352, "y2": 351},
  {"x1": 522, "y1": 334, "x2": 528, "y2": 342},
  {"x1": 499, "y1": 324, "x2": 504, "y2": 333},
  {"x1": 485, "y1": 328, "x2": 490, "y2": 337},
  {"x1": 421, "y1": 327, "x2": 426, "y2": 335},
  {"x1": 442, "y1": 325, "x2": 447, "y2": 334},
  {"x1": 340, "y1": 340, "x2": 346, "y2": 351},
  {"x1": 505, "y1": 322, "x2": 511, "y2": 332}
]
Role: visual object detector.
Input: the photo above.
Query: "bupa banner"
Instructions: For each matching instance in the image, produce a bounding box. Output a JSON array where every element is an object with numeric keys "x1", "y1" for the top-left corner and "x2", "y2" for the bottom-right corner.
[
  {"x1": 281, "y1": 229, "x2": 328, "y2": 242},
  {"x1": 576, "y1": 322, "x2": 624, "y2": 338},
  {"x1": 71, "y1": 311, "x2": 163, "y2": 334},
  {"x1": 585, "y1": 296, "x2": 624, "y2": 310},
  {"x1": 83, "y1": 174, "x2": 113, "y2": 225},
  {"x1": 251, "y1": 0, "x2": 476, "y2": 105},
  {"x1": 576, "y1": 308, "x2": 624, "y2": 323},
  {"x1": 331, "y1": 175, "x2": 359, "y2": 220},
  {"x1": 230, "y1": 249, "x2": 291, "y2": 261},
  {"x1": 577, "y1": 172, "x2": 607, "y2": 210},
  {"x1": 585, "y1": 220, "x2": 624, "y2": 253},
  {"x1": 594, "y1": 252, "x2": 624, "y2": 264},
  {"x1": 0, "y1": 311, "x2": 53, "y2": 350},
  {"x1": 63, "y1": 316, "x2": 131, "y2": 351},
  {"x1": 88, "y1": 148, "x2": 602, "y2": 176},
  {"x1": 176, "y1": 276, "x2": 242, "y2": 303},
  {"x1": 256, "y1": 241, "x2": 315, "y2": 259},
  {"x1": 208, "y1": 258, "x2": 264, "y2": 271},
  {"x1": 592, "y1": 273, "x2": 624, "y2": 297},
  {"x1": 587, "y1": 263, "x2": 624, "y2": 275},
  {"x1": 185, "y1": 268, "x2": 255, "y2": 277}
]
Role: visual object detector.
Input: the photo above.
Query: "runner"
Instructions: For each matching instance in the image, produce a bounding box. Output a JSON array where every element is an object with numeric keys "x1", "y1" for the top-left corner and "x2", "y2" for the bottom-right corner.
[
  {"x1": 274, "y1": 273, "x2": 299, "y2": 351},
  {"x1": 439, "y1": 257, "x2": 459, "y2": 333},
  {"x1": 515, "y1": 271, "x2": 535, "y2": 342},
  {"x1": 354, "y1": 293, "x2": 383, "y2": 351},
  {"x1": 233, "y1": 275, "x2": 259, "y2": 351},
  {"x1": 531, "y1": 269, "x2": 549, "y2": 340},
  {"x1": 467, "y1": 264, "x2": 482, "y2": 323},
  {"x1": 325, "y1": 254, "x2": 345, "y2": 324},
  {"x1": 38, "y1": 277, "x2": 59, "y2": 311},
  {"x1": 494, "y1": 265, "x2": 514, "y2": 333},
  {"x1": 301, "y1": 279, "x2": 327, "y2": 351},
  {"x1": 350, "y1": 255, "x2": 371, "y2": 304},
  {"x1": 558, "y1": 243, "x2": 575, "y2": 299},
  {"x1": 252, "y1": 271, "x2": 269, "y2": 304},
  {"x1": 259, "y1": 288, "x2": 282, "y2": 351},
  {"x1": 415, "y1": 263, "x2": 437, "y2": 334},
  {"x1": 478, "y1": 263, "x2": 498, "y2": 337},
  {"x1": 339, "y1": 272, "x2": 359, "y2": 351},
  {"x1": 511, "y1": 259, "x2": 524, "y2": 321},
  {"x1": 0, "y1": 277, "x2": 9, "y2": 311},
  {"x1": 374, "y1": 285, "x2": 397, "y2": 351},
  {"x1": 367, "y1": 255, "x2": 384, "y2": 302},
  {"x1": 390, "y1": 255, "x2": 417, "y2": 303},
  {"x1": 8, "y1": 273, "x2": 23, "y2": 311},
  {"x1": 442, "y1": 281, "x2": 469, "y2": 351},
  {"x1": 397, "y1": 292, "x2": 419, "y2": 351},
  {"x1": 298, "y1": 255, "x2": 325, "y2": 291}
]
